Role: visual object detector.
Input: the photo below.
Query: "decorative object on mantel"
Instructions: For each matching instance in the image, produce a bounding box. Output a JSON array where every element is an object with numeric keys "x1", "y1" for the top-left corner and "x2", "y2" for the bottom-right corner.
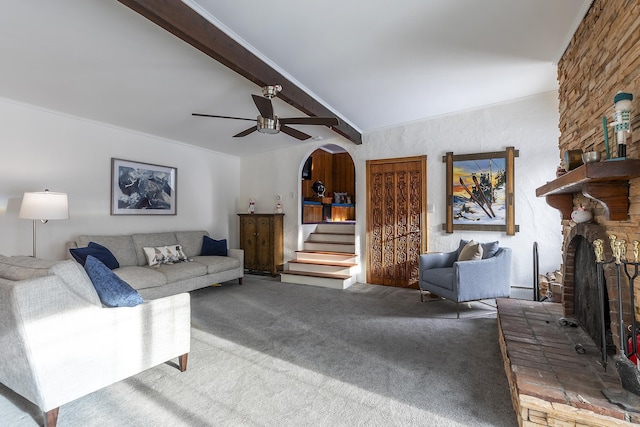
[
  {"x1": 248, "y1": 198, "x2": 255, "y2": 214},
  {"x1": 570, "y1": 204, "x2": 592, "y2": 223},
  {"x1": 275, "y1": 202, "x2": 283, "y2": 214},
  {"x1": 18, "y1": 189, "x2": 69, "y2": 257},
  {"x1": 608, "y1": 91, "x2": 633, "y2": 161},
  {"x1": 555, "y1": 165, "x2": 567, "y2": 177},
  {"x1": 312, "y1": 181, "x2": 326, "y2": 197},
  {"x1": 564, "y1": 148, "x2": 583, "y2": 171},
  {"x1": 442, "y1": 147, "x2": 519, "y2": 235},
  {"x1": 536, "y1": 159, "x2": 640, "y2": 221},
  {"x1": 581, "y1": 151, "x2": 601, "y2": 164},
  {"x1": 594, "y1": 235, "x2": 640, "y2": 411}
]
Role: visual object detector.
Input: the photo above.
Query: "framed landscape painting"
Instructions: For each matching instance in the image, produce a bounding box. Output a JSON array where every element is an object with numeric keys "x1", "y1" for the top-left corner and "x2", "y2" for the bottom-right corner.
[
  {"x1": 111, "y1": 158, "x2": 177, "y2": 215},
  {"x1": 442, "y1": 147, "x2": 518, "y2": 235}
]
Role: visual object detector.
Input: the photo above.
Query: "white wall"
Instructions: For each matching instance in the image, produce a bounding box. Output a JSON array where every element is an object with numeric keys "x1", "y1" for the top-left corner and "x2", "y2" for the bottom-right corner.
[
  {"x1": 0, "y1": 98, "x2": 241, "y2": 260},
  {"x1": 240, "y1": 92, "x2": 564, "y2": 288}
]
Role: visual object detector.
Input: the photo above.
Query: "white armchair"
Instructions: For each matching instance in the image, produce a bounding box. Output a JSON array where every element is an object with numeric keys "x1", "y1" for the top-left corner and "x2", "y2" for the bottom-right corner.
[{"x1": 0, "y1": 259, "x2": 191, "y2": 427}]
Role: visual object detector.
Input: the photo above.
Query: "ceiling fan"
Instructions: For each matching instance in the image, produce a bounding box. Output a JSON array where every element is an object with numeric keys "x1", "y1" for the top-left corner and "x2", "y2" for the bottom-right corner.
[{"x1": 192, "y1": 85, "x2": 340, "y2": 141}]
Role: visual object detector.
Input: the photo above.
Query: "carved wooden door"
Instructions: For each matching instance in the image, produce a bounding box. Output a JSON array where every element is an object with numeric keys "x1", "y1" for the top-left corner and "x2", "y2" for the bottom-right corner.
[{"x1": 366, "y1": 156, "x2": 427, "y2": 288}]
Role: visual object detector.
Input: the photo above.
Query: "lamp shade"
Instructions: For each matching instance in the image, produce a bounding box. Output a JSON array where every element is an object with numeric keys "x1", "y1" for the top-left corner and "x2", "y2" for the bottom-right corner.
[{"x1": 19, "y1": 191, "x2": 69, "y2": 220}]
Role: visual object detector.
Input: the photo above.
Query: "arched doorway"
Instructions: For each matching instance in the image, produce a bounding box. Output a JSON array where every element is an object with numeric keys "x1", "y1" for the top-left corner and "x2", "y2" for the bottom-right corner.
[{"x1": 301, "y1": 144, "x2": 355, "y2": 224}]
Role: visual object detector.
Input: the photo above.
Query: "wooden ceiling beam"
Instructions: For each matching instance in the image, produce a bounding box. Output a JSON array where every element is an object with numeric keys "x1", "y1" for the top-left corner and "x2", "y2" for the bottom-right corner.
[{"x1": 117, "y1": 0, "x2": 362, "y2": 145}]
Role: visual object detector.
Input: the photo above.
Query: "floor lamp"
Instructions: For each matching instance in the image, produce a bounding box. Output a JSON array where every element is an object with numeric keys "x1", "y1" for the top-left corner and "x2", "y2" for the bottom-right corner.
[{"x1": 18, "y1": 190, "x2": 69, "y2": 258}]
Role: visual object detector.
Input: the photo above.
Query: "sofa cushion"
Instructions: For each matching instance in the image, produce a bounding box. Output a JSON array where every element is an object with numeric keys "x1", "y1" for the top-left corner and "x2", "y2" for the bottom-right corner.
[
  {"x1": 175, "y1": 230, "x2": 208, "y2": 258},
  {"x1": 84, "y1": 256, "x2": 143, "y2": 307},
  {"x1": 142, "y1": 245, "x2": 187, "y2": 267},
  {"x1": 156, "y1": 261, "x2": 208, "y2": 282},
  {"x1": 0, "y1": 255, "x2": 57, "y2": 281},
  {"x1": 76, "y1": 235, "x2": 138, "y2": 267},
  {"x1": 193, "y1": 255, "x2": 241, "y2": 274},
  {"x1": 458, "y1": 240, "x2": 483, "y2": 261},
  {"x1": 51, "y1": 260, "x2": 102, "y2": 306},
  {"x1": 131, "y1": 233, "x2": 178, "y2": 266},
  {"x1": 113, "y1": 266, "x2": 167, "y2": 290},
  {"x1": 69, "y1": 242, "x2": 120, "y2": 270},
  {"x1": 201, "y1": 236, "x2": 227, "y2": 256}
]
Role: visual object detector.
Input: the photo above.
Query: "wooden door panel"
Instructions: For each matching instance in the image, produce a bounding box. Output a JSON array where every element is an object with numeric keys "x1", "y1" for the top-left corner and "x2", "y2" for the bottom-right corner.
[
  {"x1": 254, "y1": 216, "x2": 273, "y2": 271},
  {"x1": 367, "y1": 156, "x2": 427, "y2": 288}
]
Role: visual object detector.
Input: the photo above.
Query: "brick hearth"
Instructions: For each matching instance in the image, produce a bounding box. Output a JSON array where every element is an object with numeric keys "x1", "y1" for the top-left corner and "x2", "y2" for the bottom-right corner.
[{"x1": 497, "y1": 298, "x2": 640, "y2": 426}]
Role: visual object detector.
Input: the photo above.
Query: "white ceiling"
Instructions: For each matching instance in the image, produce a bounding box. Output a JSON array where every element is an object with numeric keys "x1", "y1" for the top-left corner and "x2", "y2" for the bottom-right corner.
[{"x1": 0, "y1": 0, "x2": 591, "y2": 157}]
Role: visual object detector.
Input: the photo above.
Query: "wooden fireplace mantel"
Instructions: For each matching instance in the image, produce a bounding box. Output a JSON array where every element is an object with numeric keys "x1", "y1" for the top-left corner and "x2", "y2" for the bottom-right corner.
[{"x1": 535, "y1": 159, "x2": 640, "y2": 221}]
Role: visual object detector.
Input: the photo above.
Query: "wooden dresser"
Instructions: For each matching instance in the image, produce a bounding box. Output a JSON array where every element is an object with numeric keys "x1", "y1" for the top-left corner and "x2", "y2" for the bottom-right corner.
[{"x1": 238, "y1": 213, "x2": 284, "y2": 276}]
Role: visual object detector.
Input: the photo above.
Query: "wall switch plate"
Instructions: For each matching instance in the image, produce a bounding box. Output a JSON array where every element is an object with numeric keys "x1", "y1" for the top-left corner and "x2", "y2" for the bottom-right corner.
[{"x1": 276, "y1": 194, "x2": 282, "y2": 201}]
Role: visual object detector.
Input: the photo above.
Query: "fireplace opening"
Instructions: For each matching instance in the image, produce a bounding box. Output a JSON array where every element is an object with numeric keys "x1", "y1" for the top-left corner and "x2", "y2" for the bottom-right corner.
[{"x1": 573, "y1": 235, "x2": 615, "y2": 354}]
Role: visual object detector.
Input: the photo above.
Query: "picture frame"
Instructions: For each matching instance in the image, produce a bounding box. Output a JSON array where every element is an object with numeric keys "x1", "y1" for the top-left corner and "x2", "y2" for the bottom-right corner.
[
  {"x1": 442, "y1": 147, "x2": 518, "y2": 235},
  {"x1": 111, "y1": 158, "x2": 177, "y2": 215}
]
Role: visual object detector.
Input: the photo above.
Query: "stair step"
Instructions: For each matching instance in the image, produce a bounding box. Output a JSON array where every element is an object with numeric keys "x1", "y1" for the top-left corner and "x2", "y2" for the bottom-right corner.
[
  {"x1": 282, "y1": 270, "x2": 351, "y2": 280},
  {"x1": 295, "y1": 251, "x2": 358, "y2": 264},
  {"x1": 280, "y1": 270, "x2": 355, "y2": 290},
  {"x1": 315, "y1": 223, "x2": 355, "y2": 234},
  {"x1": 304, "y1": 241, "x2": 355, "y2": 253},
  {"x1": 307, "y1": 233, "x2": 355, "y2": 243},
  {"x1": 288, "y1": 259, "x2": 358, "y2": 267},
  {"x1": 285, "y1": 260, "x2": 358, "y2": 276}
]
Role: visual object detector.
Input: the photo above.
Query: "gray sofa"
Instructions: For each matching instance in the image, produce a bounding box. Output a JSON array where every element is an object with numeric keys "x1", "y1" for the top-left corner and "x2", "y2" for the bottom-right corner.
[
  {"x1": 418, "y1": 240, "x2": 512, "y2": 317},
  {"x1": 67, "y1": 230, "x2": 244, "y2": 299},
  {"x1": 0, "y1": 255, "x2": 190, "y2": 427}
]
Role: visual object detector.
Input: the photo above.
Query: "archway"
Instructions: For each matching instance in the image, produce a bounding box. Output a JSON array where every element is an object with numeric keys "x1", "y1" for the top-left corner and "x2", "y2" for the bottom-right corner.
[{"x1": 300, "y1": 144, "x2": 355, "y2": 224}]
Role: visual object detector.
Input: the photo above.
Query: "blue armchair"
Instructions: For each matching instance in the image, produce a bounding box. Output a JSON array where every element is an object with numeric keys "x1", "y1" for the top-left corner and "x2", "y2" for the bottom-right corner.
[{"x1": 418, "y1": 241, "x2": 512, "y2": 318}]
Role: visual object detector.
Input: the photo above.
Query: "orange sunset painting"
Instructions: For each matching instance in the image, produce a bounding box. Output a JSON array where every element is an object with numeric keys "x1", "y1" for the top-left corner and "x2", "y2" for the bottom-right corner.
[{"x1": 452, "y1": 157, "x2": 506, "y2": 225}]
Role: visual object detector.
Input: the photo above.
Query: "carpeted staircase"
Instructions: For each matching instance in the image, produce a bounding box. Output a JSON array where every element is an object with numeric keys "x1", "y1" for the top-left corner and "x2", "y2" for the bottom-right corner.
[{"x1": 280, "y1": 223, "x2": 358, "y2": 289}]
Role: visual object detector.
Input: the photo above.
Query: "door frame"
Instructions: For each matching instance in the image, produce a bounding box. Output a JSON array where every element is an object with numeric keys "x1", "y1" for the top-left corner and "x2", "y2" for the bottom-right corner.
[{"x1": 365, "y1": 155, "x2": 428, "y2": 287}]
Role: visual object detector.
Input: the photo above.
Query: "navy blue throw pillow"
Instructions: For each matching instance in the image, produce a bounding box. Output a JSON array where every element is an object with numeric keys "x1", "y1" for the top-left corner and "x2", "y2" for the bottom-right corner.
[
  {"x1": 84, "y1": 256, "x2": 143, "y2": 307},
  {"x1": 70, "y1": 242, "x2": 120, "y2": 270},
  {"x1": 201, "y1": 236, "x2": 228, "y2": 256}
]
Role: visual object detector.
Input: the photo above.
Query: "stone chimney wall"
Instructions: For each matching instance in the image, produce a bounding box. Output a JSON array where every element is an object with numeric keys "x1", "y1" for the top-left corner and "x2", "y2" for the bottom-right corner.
[{"x1": 557, "y1": 0, "x2": 640, "y2": 349}]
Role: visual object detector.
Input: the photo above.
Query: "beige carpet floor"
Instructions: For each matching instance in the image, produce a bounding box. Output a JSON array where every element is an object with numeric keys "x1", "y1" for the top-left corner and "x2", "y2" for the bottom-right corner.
[{"x1": 0, "y1": 275, "x2": 517, "y2": 426}]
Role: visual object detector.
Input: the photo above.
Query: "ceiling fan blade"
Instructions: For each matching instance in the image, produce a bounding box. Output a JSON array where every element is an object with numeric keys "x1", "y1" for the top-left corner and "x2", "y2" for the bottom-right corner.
[
  {"x1": 192, "y1": 113, "x2": 256, "y2": 122},
  {"x1": 251, "y1": 95, "x2": 274, "y2": 119},
  {"x1": 281, "y1": 125, "x2": 312, "y2": 141},
  {"x1": 279, "y1": 117, "x2": 340, "y2": 126},
  {"x1": 233, "y1": 126, "x2": 258, "y2": 137}
]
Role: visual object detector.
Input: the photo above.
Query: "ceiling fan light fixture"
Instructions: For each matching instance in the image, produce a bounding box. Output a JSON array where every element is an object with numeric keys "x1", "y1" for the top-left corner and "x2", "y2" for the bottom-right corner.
[
  {"x1": 257, "y1": 116, "x2": 280, "y2": 134},
  {"x1": 262, "y1": 85, "x2": 282, "y2": 99}
]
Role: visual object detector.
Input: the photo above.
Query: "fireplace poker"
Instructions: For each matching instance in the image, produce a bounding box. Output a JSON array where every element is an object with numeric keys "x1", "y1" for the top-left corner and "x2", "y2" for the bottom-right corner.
[
  {"x1": 612, "y1": 236, "x2": 627, "y2": 360},
  {"x1": 594, "y1": 238, "x2": 609, "y2": 370},
  {"x1": 623, "y1": 241, "x2": 639, "y2": 369}
]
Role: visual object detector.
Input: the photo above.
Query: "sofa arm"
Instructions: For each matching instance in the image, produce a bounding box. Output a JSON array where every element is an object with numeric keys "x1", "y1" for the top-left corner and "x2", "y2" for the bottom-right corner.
[
  {"x1": 227, "y1": 248, "x2": 244, "y2": 267},
  {"x1": 419, "y1": 250, "x2": 457, "y2": 270},
  {"x1": 1, "y1": 273, "x2": 191, "y2": 412}
]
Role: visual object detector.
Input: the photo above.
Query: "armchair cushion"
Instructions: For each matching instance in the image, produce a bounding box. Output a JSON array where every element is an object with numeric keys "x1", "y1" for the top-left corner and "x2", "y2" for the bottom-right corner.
[
  {"x1": 457, "y1": 239, "x2": 499, "y2": 259},
  {"x1": 458, "y1": 240, "x2": 483, "y2": 261}
]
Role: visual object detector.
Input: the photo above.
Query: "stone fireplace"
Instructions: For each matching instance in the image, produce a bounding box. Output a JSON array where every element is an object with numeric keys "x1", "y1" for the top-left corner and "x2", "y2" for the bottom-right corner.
[{"x1": 561, "y1": 223, "x2": 623, "y2": 355}]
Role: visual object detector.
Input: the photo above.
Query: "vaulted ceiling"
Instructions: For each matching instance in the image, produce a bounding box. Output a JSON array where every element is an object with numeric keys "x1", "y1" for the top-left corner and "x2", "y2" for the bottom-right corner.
[{"x1": 0, "y1": 0, "x2": 591, "y2": 157}]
